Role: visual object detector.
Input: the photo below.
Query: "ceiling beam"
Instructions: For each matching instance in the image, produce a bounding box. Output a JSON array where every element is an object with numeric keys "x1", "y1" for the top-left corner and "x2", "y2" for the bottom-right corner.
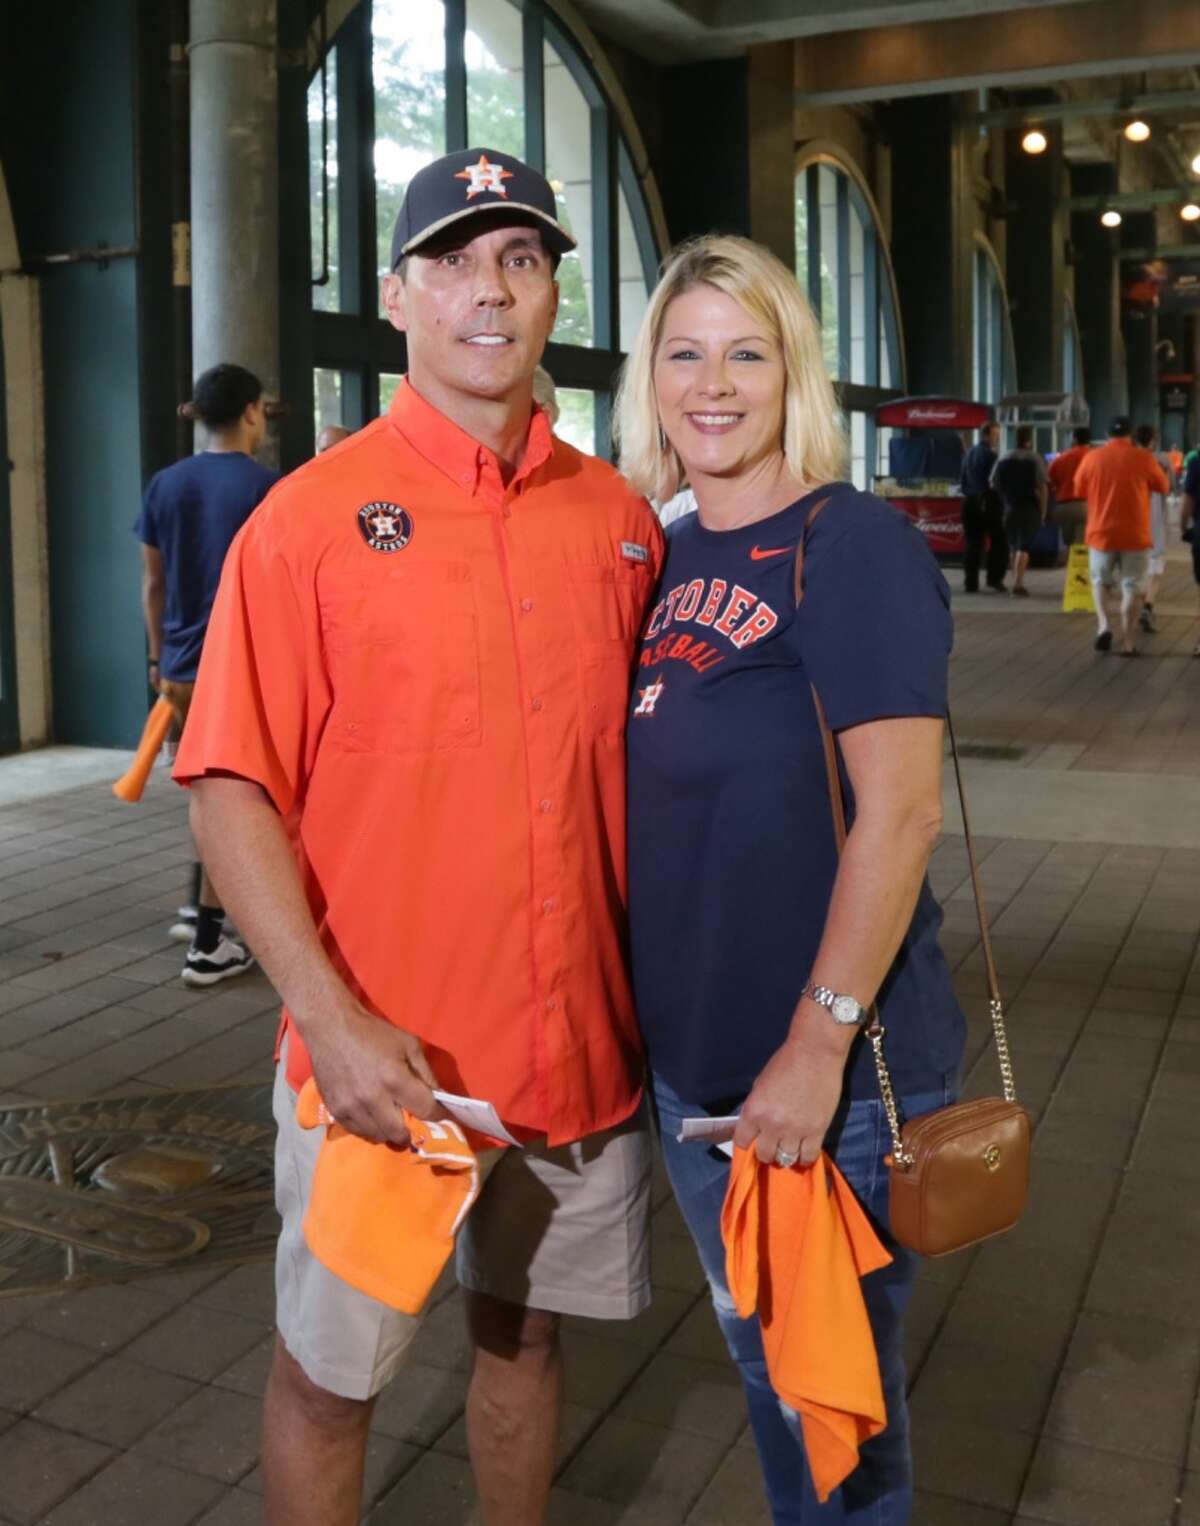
[
  {"x1": 971, "y1": 89, "x2": 1200, "y2": 130},
  {"x1": 1119, "y1": 244, "x2": 1200, "y2": 261},
  {"x1": 794, "y1": 0, "x2": 1200, "y2": 106},
  {"x1": 1069, "y1": 189, "x2": 1200, "y2": 211}
]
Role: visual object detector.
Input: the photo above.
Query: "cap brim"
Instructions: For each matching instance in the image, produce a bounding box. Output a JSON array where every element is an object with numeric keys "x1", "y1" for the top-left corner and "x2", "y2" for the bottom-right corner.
[{"x1": 400, "y1": 202, "x2": 577, "y2": 261}]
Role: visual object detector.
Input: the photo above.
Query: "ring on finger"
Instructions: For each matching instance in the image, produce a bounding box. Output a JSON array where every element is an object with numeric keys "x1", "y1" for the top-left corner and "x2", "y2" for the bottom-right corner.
[{"x1": 774, "y1": 1144, "x2": 801, "y2": 1169}]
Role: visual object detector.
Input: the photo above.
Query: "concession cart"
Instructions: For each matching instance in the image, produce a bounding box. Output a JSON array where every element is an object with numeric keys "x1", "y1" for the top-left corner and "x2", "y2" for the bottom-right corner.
[{"x1": 873, "y1": 396, "x2": 993, "y2": 562}]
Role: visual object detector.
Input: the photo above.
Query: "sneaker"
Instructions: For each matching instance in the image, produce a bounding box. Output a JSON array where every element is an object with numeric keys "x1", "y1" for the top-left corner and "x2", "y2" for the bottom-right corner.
[
  {"x1": 169, "y1": 905, "x2": 198, "y2": 943},
  {"x1": 986, "y1": 581, "x2": 1008, "y2": 593},
  {"x1": 182, "y1": 936, "x2": 255, "y2": 988},
  {"x1": 1094, "y1": 630, "x2": 1113, "y2": 653},
  {"x1": 1138, "y1": 607, "x2": 1158, "y2": 633}
]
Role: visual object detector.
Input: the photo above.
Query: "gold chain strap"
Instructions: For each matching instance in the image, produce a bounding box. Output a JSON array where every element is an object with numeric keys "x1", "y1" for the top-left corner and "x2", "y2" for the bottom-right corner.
[{"x1": 869, "y1": 1023, "x2": 914, "y2": 1167}]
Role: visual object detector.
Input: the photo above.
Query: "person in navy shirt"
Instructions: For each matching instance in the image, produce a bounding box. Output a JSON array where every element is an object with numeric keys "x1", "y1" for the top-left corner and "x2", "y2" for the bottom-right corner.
[
  {"x1": 617, "y1": 235, "x2": 965, "y2": 1524},
  {"x1": 136, "y1": 362, "x2": 277, "y2": 984},
  {"x1": 1183, "y1": 453, "x2": 1200, "y2": 657}
]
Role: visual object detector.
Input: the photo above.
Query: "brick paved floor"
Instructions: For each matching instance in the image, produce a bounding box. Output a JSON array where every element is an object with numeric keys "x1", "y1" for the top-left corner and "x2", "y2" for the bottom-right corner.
[{"x1": 0, "y1": 557, "x2": 1198, "y2": 1524}]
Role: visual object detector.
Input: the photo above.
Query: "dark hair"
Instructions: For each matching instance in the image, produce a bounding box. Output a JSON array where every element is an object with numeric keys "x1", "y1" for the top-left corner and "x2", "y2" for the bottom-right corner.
[
  {"x1": 1072, "y1": 426, "x2": 1091, "y2": 445},
  {"x1": 1016, "y1": 425, "x2": 1033, "y2": 449},
  {"x1": 980, "y1": 422, "x2": 997, "y2": 439},
  {"x1": 192, "y1": 363, "x2": 263, "y2": 429},
  {"x1": 1134, "y1": 423, "x2": 1156, "y2": 448}
]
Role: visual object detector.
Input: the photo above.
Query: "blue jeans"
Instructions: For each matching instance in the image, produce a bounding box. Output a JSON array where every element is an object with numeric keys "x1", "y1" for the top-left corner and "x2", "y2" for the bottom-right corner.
[{"x1": 653, "y1": 1071, "x2": 953, "y2": 1526}]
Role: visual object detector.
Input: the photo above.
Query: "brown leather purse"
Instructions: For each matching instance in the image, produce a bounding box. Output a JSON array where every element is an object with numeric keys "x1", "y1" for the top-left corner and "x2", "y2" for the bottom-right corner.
[{"x1": 797, "y1": 512, "x2": 1031, "y2": 1258}]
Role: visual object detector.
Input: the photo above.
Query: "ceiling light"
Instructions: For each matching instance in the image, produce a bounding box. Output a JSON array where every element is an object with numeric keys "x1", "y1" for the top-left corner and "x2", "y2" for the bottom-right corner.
[
  {"x1": 1192, "y1": 152, "x2": 1200, "y2": 175},
  {"x1": 1021, "y1": 129, "x2": 1048, "y2": 155},
  {"x1": 1182, "y1": 203, "x2": 1200, "y2": 223},
  {"x1": 1101, "y1": 209, "x2": 1123, "y2": 228},
  {"x1": 1124, "y1": 119, "x2": 1151, "y2": 143}
]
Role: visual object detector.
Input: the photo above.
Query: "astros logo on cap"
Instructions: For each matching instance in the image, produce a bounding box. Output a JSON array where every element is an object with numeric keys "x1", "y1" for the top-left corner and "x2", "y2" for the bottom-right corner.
[
  {"x1": 454, "y1": 154, "x2": 513, "y2": 200},
  {"x1": 357, "y1": 501, "x2": 413, "y2": 553}
]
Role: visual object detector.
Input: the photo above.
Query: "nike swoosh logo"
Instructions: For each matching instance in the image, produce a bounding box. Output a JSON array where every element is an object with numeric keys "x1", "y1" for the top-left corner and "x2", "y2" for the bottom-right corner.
[{"x1": 749, "y1": 545, "x2": 792, "y2": 560}]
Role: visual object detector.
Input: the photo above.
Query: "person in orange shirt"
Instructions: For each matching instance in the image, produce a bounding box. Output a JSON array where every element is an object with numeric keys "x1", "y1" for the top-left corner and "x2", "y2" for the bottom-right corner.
[
  {"x1": 173, "y1": 149, "x2": 663, "y2": 1526},
  {"x1": 1046, "y1": 425, "x2": 1092, "y2": 549},
  {"x1": 1074, "y1": 416, "x2": 1169, "y2": 655}
]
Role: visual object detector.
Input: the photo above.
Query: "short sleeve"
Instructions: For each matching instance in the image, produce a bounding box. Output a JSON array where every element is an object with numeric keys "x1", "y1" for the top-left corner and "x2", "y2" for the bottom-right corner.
[
  {"x1": 172, "y1": 504, "x2": 331, "y2": 818},
  {"x1": 1074, "y1": 452, "x2": 1094, "y2": 495},
  {"x1": 134, "y1": 475, "x2": 161, "y2": 548},
  {"x1": 797, "y1": 497, "x2": 952, "y2": 732}
]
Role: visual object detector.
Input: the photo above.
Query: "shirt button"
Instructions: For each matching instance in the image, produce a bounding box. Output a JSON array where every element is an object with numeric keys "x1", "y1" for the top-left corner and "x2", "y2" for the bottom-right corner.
[
  {"x1": 531, "y1": 697, "x2": 543, "y2": 712},
  {"x1": 542, "y1": 898, "x2": 557, "y2": 914},
  {"x1": 545, "y1": 996, "x2": 558, "y2": 1012},
  {"x1": 520, "y1": 598, "x2": 534, "y2": 613},
  {"x1": 539, "y1": 798, "x2": 553, "y2": 813}
]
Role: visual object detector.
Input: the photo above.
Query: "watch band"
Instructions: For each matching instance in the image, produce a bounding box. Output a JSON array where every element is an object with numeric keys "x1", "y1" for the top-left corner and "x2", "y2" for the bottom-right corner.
[{"x1": 801, "y1": 982, "x2": 867, "y2": 1025}]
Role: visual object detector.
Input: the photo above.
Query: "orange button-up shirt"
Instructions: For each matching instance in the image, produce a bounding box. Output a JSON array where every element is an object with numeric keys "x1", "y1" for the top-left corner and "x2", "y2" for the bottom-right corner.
[
  {"x1": 1075, "y1": 437, "x2": 1169, "y2": 552},
  {"x1": 174, "y1": 381, "x2": 663, "y2": 1146},
  {"x1": 1047, "y1": 443, "x2": 1091, "y2": 503}
]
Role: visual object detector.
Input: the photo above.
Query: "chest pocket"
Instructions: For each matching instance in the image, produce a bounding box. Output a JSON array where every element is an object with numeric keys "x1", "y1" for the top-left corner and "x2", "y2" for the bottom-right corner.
[
  {"x1": 565, "y1": 561, "x2": 650, "y2": 743},
  {"x1": 318, "y1": 563, "x2": 481, "y2": 755}
]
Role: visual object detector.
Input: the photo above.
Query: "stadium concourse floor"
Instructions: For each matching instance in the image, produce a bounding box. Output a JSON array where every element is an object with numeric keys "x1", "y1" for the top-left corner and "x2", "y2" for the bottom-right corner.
[{"x1": 0, "y1": 553, "x2": 1198, "y2": 1526}]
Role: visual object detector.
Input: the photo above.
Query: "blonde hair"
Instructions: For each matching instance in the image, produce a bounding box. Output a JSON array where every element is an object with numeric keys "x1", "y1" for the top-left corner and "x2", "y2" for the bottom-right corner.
[{"x1": 614, "y1": 235, "x2": 845, "y2": 503}]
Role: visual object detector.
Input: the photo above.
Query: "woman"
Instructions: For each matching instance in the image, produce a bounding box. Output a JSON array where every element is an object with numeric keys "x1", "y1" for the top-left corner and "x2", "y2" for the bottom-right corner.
[{"x1": 617, "y1": 235, "x2": 966, "y2": 1524}]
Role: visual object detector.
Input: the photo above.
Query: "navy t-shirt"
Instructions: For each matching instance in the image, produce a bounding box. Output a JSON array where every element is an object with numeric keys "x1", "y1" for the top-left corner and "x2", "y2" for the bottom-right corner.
[
  {"x1": 135, "y1": 452, "x2": 278, "y2": 680},
  {"x1": 627, "y1": 483, "x2": 966, "y2": 1106}
]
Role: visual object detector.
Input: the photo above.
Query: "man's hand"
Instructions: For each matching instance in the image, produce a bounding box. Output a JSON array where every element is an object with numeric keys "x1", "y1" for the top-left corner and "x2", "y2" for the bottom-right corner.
[
  {"x1": 299, "y1": 1000, "x2": 442, "y2": 1146},
  {"x1": 733, "y1": 1029, "x2": 848, "y2": 1168}
]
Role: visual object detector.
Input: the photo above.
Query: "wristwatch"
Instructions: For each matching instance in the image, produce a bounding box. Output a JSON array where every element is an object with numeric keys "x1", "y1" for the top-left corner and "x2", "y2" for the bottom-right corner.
[{"x1": 802, "y1": 982, "x2": 867, "y2": 1026}]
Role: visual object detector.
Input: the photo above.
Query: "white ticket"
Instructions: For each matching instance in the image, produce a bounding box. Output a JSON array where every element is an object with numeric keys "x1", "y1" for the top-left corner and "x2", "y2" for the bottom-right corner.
[
  {"x1": 677, "y1": 1114, "x2": 740, "y2": 1157},
  {"x1": 433, "y1": 1090, "x2": 523, "y2": 1147}
]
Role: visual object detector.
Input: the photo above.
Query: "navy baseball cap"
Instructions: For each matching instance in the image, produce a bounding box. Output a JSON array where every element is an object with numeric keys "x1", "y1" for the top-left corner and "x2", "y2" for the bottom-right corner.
[
  {"x1": 390, "y1": 148, "x2": 577, "y2": 269},
  {"x1": 1108, "y1": 415, "x2": 1131, "y2": 436}
]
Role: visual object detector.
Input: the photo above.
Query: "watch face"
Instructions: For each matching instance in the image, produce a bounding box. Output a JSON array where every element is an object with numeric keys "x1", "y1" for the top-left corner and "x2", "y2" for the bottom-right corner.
[{"x1": 831, "y1": 994, "x2": 862, "y2": 1025}]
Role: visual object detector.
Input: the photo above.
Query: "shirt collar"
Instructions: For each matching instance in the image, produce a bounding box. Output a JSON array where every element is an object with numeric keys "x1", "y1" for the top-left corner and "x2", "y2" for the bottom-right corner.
[{"x1": 388, "y1": 378, "x2": 554, "y2": 500}]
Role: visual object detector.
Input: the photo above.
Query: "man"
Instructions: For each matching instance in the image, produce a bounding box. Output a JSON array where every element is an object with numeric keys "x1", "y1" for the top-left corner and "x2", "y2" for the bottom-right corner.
[
  {"x1": 990, "y1": 425, "x2": 1048, "y2": 597},
  {"x1": 173, "y1": 148, "x2": 663, "y2": 1526},
  {"x1": 136, "y1": 362, "x2": 277, "y2": 983},
  {"x1": 1047, "y1": 425, "x2": 1092, "y2": 550},
  {"x1": 1133, "y1": 422, "x2": 1176, "y2": 632},
  {"x1": 959, "y1": 420, "x2": 1007, "y2": 592},
  {"x1": 315, "y1": 423, "x2": 351, "y2": 452},
  {"x1": 1182, "y1": 448, "x2": 1200, "y2": 657},
  {"x1": 1074, "y1": 416, "x2": 1169, "y2": 655}
]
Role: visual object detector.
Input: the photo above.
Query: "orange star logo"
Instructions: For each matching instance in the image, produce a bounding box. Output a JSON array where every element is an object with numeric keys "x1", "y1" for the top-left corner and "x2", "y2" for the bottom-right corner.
[{"x1": 454, "y1": 154, "x2": 514, "y2": 200}]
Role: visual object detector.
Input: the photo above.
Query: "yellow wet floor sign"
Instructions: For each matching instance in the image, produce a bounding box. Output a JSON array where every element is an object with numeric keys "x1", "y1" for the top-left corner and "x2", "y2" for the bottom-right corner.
[{"x1": 1062, "y1": 543, "x2": 1094, "y2": 613}]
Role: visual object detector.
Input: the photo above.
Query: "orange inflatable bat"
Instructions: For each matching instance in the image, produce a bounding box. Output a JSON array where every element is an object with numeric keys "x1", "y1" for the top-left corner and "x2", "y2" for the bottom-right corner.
[{"x1": 112, "y1": 697, "x2": 175, "y2": 803}]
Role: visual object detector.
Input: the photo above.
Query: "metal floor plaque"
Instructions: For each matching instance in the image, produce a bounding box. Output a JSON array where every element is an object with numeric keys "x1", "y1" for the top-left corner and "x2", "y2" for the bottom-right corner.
[{"x1": 0, "y1": 1084, "x2": 279, "y2": 1297}]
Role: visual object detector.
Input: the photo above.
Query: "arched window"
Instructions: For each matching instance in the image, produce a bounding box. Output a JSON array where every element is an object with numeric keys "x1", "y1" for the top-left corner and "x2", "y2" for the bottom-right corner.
[
  {"x1": 972, "y1": 238, "x2": 1017, "y2": 404},
  {"x1": 795, "y1": 155, "x2": 903, "y2": 489},
  {"x1": 307, "y1": 0, "x2": 664, "y2": 457}
]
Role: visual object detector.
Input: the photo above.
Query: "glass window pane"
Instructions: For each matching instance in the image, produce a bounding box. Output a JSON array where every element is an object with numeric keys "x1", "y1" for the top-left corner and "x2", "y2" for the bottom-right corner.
[
  {"x1": 466, "y1": 0, "x2": 524, "y2": 156},
  {"x1": 309, "y1": 48, "x2": 340, "y2": 312},
  {"x1": 849, "y1": 410, "x2": 867, "y2": 490},
  {"x1": 795, "y1": 174, "x2": 808, "y2": 294},
  {"x1": 544, "y1": 41, "x2": 593, "y2": 347},
  {"x1": 818, "y1": 166, "x2": 839, "y2": 378},
  {"x1": 373, "y1": 0, "x2": 447, "y2": 298},
  {"x1": 379, "y1": 372, "x2": 404, "y2": 414},
  {"x1": 314, "y1": 368, "x2": 345, "y2": 437},
  {"x1": 555, "y1": 389, "x2": 595, "y2": 453},
  {"x1": 618, "y1": 184, "x2": 648, "y2": 354},
  {"x1": 848, "y1": 205, "x2": 866, "y2": 386}
]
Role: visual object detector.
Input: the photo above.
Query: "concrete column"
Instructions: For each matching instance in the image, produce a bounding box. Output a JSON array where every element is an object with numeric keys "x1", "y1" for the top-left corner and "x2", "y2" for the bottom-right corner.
[
  {"x1": 1120, "y1": 212, "x2": 1158, "y2": 433},
  {"x1": 1070, "y1": 164, "x2": 1124, "y2": 428},
  {"x1": 885, "y1": 95, "x2": 973, "y2": 396},
  {"x1": 1004, "y1": 123, "x2": 1066, "y2": 393},
  {"x1": 189, "y1": 0, "x2": 279, "y2": 465}
]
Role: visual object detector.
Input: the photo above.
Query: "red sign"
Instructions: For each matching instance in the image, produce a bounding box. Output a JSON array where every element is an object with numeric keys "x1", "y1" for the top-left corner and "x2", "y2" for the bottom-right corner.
[
  {"x1": 884, "y1": 495, "x2": 965, "y2": 557},
  {"x1": 876, "y1": 397, "x2": 991, "y2": 430}
]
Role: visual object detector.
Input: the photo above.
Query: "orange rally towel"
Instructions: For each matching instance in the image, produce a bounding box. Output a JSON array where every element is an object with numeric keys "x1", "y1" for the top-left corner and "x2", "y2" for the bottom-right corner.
[
  {"x1": 295, "y1": 1078, "x2": 482, "y2": 1313},
  {"x1": 722, "y1": 1148, "x2": 893, "y2": 1503}
]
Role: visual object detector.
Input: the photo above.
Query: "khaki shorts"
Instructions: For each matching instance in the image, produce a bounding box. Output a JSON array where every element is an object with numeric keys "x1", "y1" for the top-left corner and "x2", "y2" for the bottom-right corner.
[{"x1": 272, "y1": 1049, "x2": 653, "y2": 1400}]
